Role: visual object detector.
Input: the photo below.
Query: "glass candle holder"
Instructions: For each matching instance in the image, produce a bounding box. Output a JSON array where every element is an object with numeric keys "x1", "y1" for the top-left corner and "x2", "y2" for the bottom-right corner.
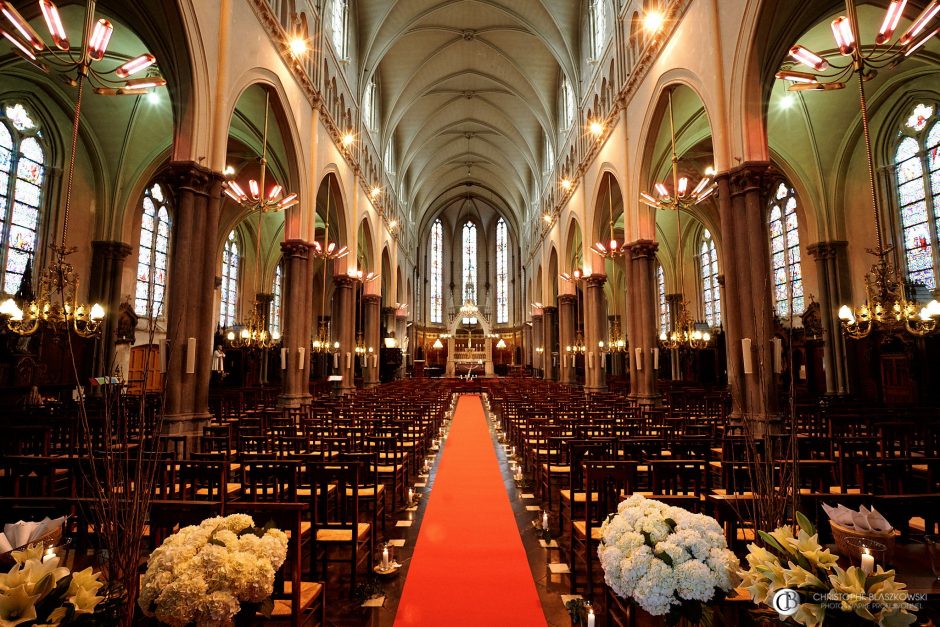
[{"x1": 844, "y1": 536, "x2": 887, "y2": 573}]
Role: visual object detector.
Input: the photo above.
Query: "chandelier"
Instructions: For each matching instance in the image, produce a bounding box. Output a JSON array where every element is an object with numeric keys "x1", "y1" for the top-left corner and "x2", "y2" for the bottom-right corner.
[
  {"x1": 608, "y1": 318, "x2": 627, "y2": 353},
  {"x1": 353, "y1": 269, "x2": 378, "y2": 363},
  {"x1": 639, "y1": 88, "x2": 714, "y2": 350},
  {"x1": 0, "y1": 0, "x2": 167, "y2": 337},
  {"x1": 776, "y1": 0, "x2": 940, "y2": 338},
  {"x1": 223, "y1": 91, "x2": 295, "y2": 350},
  {"x1": 560, "y1": 269, "x2": 586, "y2": 355}
]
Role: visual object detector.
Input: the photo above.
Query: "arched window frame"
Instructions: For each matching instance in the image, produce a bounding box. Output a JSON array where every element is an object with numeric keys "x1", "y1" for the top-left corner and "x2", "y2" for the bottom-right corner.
[
  {"x1": 590, "y1": 0, "x2": 608, "y2": 60},
  {"x1": 543, "y1": 131, "x2": 554, "y2": 174},
  {"x1": 768, "y1": 181, "x2": 804, "y2": 320},
  {"x1": 0, "y1": 102, "x2": 47, "y2": 296},
  {"x1": 700, "y1": 229, "x2": 721, "y2": 328},
  {"x1": 496, "y1": 218, "x2": 509, "y2": 323},
  {"x1": 219, "y1": 230, "x2": 240, "y2": 328},
  {"x1": 462, "y1": 221, "x2": 478, "y2": 324},
  {"x1": 270, "y1": 261, "x2": 283, "y2": 337},
  {"x1": 330, "y1": 0, "x2": 349, "y2": 60},
  {"x1": 429, "y1": 219, "x2": 443, "y2": 324},
  {"x1": 561, "y1": 76, "x2": 575, "y2": 130},
  {"x1": 362, "y1": 79, "x2": 376, "y2": 133},
  {"x1": 134, "y1": 183, "x2": 172, "y2": 318},
  {"x1": 656, "y1": 261, "x2": 669, "y2": 336},
  {"x1": 384, "y1": 141, "x2": 394, "y2": 174},
  {"x1": 893, "y1": 102, "x2": 940, "y2": 291}
]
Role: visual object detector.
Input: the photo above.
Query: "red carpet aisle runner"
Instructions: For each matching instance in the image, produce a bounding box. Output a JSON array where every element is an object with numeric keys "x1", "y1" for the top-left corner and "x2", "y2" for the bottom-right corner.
[{"x1": 394, "y1": 394, "x2": 546, "y2": 626}]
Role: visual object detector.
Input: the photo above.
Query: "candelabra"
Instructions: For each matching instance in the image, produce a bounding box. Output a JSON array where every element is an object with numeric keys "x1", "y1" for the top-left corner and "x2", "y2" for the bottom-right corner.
[
  {"x1": 0, "y1": 0, "x2": 167, "y2": 337},
  {"x1": 608, "y1": 318, "x2": 627, "y2": 352},
  {"x1": 776, "y1": 0, "x2": 940, "y2": 338}
]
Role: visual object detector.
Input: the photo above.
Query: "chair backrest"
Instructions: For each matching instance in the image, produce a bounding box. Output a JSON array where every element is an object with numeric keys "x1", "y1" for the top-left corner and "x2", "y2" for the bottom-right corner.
[
  {"x1": 240, "y1": 460, "x2": 299, "y2": 501},
  {"x1": 584, "y1": 461, "x2": 638, "y2": 526},
  {"x1": 568, "y1": 439, "x2": 613, "y2": 491},
  {"x1": 178, "y1": 460, "x2": 229, "y2": 502},
  {"x1": 306, "y1": 462, "x2": 359, "y2": 529}
]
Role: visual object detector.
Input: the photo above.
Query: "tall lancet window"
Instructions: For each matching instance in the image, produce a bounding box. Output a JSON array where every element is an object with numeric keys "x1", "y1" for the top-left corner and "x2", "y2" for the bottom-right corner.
[
  {"x1": 590, "y1": 0, "x2": 608, "y2": 59},
  {"x1": 462, "y1": 221, "x2": 477, "y2": 323},
  {"x1": 700, "y1": 229, "x2": 721, "y2": 328},
  {"x1": 135, "y1": 183, "x2": 171, "y2": 317},
  {"x1": 895, "y1": 102, "x2": 940, "y2": 289},
  {"x1": 429, "y1": 219, "x2": 443, "y2": 323},
  {"x1": 330, "y1": 0, "x2": 348, "y2": 59},
  {"x1": 0, "y1": 103, "x2": 45, "y2": 295},
  {"x1": 657, "y1": 262, "x2": 669, "y2": 336},
  {"x1": 270, "y1": 262, "x2": 282, "y2": 337},
  {"x1": 220, "y1": 230, "x2": 240, "y2": 328},
  {"x1": 496, "y1": 218, "x2": 509, "y2": 323},
  {"x1": 769, "y1": 182, "x2": 804, "y2": 318}
]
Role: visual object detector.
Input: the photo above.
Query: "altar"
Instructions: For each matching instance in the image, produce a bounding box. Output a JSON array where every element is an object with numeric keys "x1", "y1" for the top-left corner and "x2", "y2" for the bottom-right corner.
[{"x1": 444, "y1": 303, "x2": 496, "y2": 377}]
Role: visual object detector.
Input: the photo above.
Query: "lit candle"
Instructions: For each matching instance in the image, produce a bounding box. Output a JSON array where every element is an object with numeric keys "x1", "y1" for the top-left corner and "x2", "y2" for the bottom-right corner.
[
  {"x1": 861, "y1": 548, "x2": 874, "y2": 575},
  {"x1": 542, "y1": 511, "x2": 549, "y2": 531},
  {"x1": 382, "y1": 546, "x2": 390, "y2": 570},
  {"x1": 587, "y1": 608, "x2": 596, "y2": 627},
  {"x1": 408, "y1": 488, "x2": 414, "y2": 503},
  {"x1": 42, "y1": 547, "x2": 55, "y2": 563}
]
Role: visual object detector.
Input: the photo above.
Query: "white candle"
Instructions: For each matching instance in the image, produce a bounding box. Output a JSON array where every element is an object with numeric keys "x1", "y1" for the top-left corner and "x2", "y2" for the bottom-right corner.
[
  {"x1": 542, "y1": 511, "x2": 549, "y2": 531},
  {"x1": 587, "y1": 609, "x2": 595, "y2": 627},
  {"x1": 634, "y1": 347, "x2": 643, "y2": 371},
  {"x1": 280, "y1": 348, "x2": 288, "y2": 370},
  {"x1": 42, "y1": 547, "x2": 55, "y2": 563},
  {"x1": 741, "y1": 338, "x2": 753, "y2": 374},
  {"x1": 772, "y1": 337, "x2": 783, "y2": 373},
  {"x1": 186, "y1": 338, "x2": 197, "y2": 374},
  {"x1": 298, "y1": 347, "x2": 306, "y2": 370},
  {"x1": 408, "y1": 488, "x2": 414, "y2": 503},
  {"x1": 382, "y1": 546, "x2": 390, "y2": 569},
  {"x1": 653, "y1": 348, "x2": 660, "y2": 370},
  {"x1": 861, "y1": 549, "x2": 874, "y2": 575}
]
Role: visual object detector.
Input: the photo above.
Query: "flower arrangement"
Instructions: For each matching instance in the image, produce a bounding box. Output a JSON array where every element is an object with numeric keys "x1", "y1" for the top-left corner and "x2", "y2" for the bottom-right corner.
[
  {"x1": 0, "y1": 543, "x2": 105, "y2": 625},
  {"x1": 597, "y1": 494, "x2": 740, "y2": 621},
  {"x1": 739, "y1": 512, "x2": 917, "y2": 627},
  {"x1": 138, "y1": 514, "x2": 288, "y2": 627}
]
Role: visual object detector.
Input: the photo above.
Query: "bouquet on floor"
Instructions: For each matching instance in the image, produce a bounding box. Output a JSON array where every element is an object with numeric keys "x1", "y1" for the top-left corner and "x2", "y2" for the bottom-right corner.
[
  {"x1": 598, "y1": 494, "x2": 740, "y2": 622},
  {"x1": 138, "y1": 514, "x2": 288, "y2": 627},
  {"x1": 0, "y1": 543, "x2": 105, "y2": 625},
  {"x1": 738, "y1": 512, "x2": 917, "y2": 627}
]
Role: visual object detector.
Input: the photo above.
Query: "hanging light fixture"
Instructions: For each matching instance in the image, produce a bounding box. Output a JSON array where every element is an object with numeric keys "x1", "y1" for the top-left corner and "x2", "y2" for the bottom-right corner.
[
  {"x1": 775, "y1": 0, "x2": 940, "y2": 338},
  {"x1": 608, "y1": 318, "x2": 627, "y2": 353},
  {"x1": 591, "y1": 174, "x2": 631, "y2": 360},
  {"x1": 223, "y1": 91, "x2": 295, "y2": 350},
  {"x1": 636, "y1": 88, "x2": 714, "y2": 350},
  {"x1": 352, "y1": 268, "x2": 378, "y2": 363},
  {"x1": 0, "y1": 0, "x2": 168, "y2": 337},
  {"x1": 560, "y1": 269, "x2": 587, "y2": 356},
  {"x1": 311, "y1": 181, "x2": 349, "y2": 353}
]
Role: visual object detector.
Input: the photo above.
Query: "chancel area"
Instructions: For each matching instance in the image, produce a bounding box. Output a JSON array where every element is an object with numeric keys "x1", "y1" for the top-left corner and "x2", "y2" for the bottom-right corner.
[{"x1": 0, "y1": 0, "x2": 939, "y2": 625}]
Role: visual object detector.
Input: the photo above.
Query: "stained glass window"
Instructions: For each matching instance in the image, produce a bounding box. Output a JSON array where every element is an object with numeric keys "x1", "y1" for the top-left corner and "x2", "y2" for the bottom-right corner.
[
  {"x1": 895, "y1": 103, "x2": 940, "y2": 290},
  {"x1": 0, "y1": 103, "x2": 45, "y2": 296},
  {"x1": 330, "y1": 0, "x2": 348, "y2": 59},
  {"x1": 768, "y1": 182, "x2": 804, "y2": 319},
  {"x1": 496, "y1": 218, "x2": 509, "y2": 323},
  {"x1": 462, "y1": 221, "x2": 477, "y2": 324},
  {"x1": 591, "y1": 0, "x2": 607, "y2": 59},
  {"x1": 430, "y1": 220, "x2": 443, "y2": 323},
  {"x1": 562, "y1": 76, "x2": 575, "y2": 129},
  {"x1": 700, "y1": 229, "x2": 720, "y2": 328},
  {"x1": 270, "y1": 263, "x2": 282, "y2": 337},
  {"x1": 657, "y1": 262, "x2": 669, "y2": 336},
  {"x1": 134, "y1": 184, "x2": 171, "y2": 317},
  {"x1": 220, "y1": 230, "x2": 240, "y2": 328}
]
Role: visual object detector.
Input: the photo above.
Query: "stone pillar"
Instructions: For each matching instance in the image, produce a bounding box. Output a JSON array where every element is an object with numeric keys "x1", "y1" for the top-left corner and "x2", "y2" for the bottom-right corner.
[
  {"x1": 279, "y1": 241, "x2": 312, "y2": 407},
  {"x1": 666, "y1": 293, "x2": 683, "y2": 381},
  {"x1": 584, "y1": 274, "x2": 608, "y2": 393},
  {"x1": 622, "y1": 251, "x2": 638, "y2": 401},
  {"x1": 484, "y1": 336, "x2": 495, "y2": 376},
  {"x1": 445, "y1": 335, "x2": 456, "y2": 377},
  {"x1": 628, "y1": 241, "x2": 659, "y2": 405},
  {"x1": 558, "y1": 294, "x2": 577, "y2": 384},
  {"x1": 541, "y1": 306, "x2": 558, "y2": 380},
  {"x1": 395, "y1": 310, "x2": 408, "y2": 379},
  {"x1": 163, "y1": 162, "x2": 224, "y2": 435},
  {"x1": 88, "y1": 241, "x2": 132, "y2": 377},
  {"x1": 333, "y1": 274, "x2": 357, "y2": 393},
  {"x1": 363, "y1": 294, "x2": 381, "y2": 387},
  {"x1": 807, "y1": 241, "x2": 850, "y2": 396},
  {"x1": 531, "y1": 314, "x2": 543, "y2": 376},
  {"x1": 716, "y1": 163, "x2": 779, "y2": 428}
]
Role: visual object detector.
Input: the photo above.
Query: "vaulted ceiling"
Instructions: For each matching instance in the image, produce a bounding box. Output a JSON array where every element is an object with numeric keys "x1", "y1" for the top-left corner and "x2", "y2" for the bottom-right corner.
[{"x1": 355, "y1": 1, "x2": 585, "y2": 231}]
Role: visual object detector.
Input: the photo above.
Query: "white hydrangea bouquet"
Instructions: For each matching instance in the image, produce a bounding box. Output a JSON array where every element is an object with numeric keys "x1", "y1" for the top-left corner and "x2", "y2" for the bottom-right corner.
[
  {"x1": 139, "y1": 514, "x2": 288, "y2": 627},
  {"x1": 0, "y1": 543, "x2": 105, "y2": 625},
  {"x1": 598, "y1": 494, "x2": 740, "y2": 622}
]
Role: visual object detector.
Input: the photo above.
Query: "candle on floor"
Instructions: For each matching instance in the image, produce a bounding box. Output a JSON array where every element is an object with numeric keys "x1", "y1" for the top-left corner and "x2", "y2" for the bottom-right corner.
[
  {"x1": 408, "y1": 488, "x2": 414, "y2": 503},
  {"x1": 542, "y1": 511, "x2": 549, "y2": 531},
  {"x1": 861, "y1": 548, "x2": 874, "y2": 574},
  {"x1": 587, "y1": 608, "x2": 595, "y2": 627},
  {"x1": 382, "y1": 546, "x2": 390, "y2": 569},
  {"x1": 42, "y1": 547, "x2": 55, "y2": 563}
]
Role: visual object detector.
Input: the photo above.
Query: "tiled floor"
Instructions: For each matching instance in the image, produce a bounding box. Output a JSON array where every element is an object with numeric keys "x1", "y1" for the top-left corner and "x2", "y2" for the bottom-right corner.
[{"x1": 320, "y1": 398, "x2": 594, "y2": 627}]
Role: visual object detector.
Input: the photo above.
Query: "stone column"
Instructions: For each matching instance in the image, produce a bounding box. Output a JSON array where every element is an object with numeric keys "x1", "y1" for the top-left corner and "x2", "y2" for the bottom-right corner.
[
  {"x1": 584, "y1": 274, "x2": 608, "y2": 393},
  {"x1": 716, "y1": 163, "x2": 779, "y2": 428},
  {"x1": 333, "y1": 274, "x2": 357, "y2": 393},
  {"x1": 88, "y1": 240, "x2": 132, "y2": 376},
  {"x1": 163, "y1": 162, "x2": 224, "y2": 435},
  {"x1": 541, "y1": 306, "x2": 558, "y2": 380},
  {"x1": 484, "y1": 336, "x2": 495, "y2": 376},
  {"x1": 628, "y1": 241, "x2": 659, "y2": 405},
  {"x1": 362, "y1": 294, "x2": 381, "y2": 387},
  {"x1": 557, "y1": 294, "x2": 577, "y2": 384},
  {"x1": 807, "y1": 241, "x2": 850, "y2": 396},
  {"x1": 666, "y1": 293, "x2": 683, "y2": 381},
  {"x1": 446, "y1": 335, "x2": 456, "y2": 377},
  {"x1": 279, "y1": 241, "x2": 311, "y2": 407},
  {"x1": 531, "y1": 314, "x2": 543, "y2": 376},
  {"x1": 622, "y1": 251, "x2": 638, "y2": 400}
]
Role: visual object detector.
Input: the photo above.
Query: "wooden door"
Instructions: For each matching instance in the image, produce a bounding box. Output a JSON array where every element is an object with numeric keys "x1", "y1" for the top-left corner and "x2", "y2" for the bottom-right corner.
[{"x1": 128, "y1": 344, "x2": 163, "y2": 394}]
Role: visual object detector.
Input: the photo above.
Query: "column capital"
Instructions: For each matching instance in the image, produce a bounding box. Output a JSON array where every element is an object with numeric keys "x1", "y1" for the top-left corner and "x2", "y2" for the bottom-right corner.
[
  {"x1": 333, "y1": 274, "x2": 358, "y2": 289},
  {"x1": 91, "y1": 240, "x2": 132, "y2": 261},
  {"x1": 255, "y1": 293, "x2": 274, "y2": 305},
  {"x1": 557, "y1": 294, "x2": 576, "y2": 306},
  {"x1": 585, "y1": 273, "x2": 607, "y2": 288},
  {"x1": 718, "y1": 161, "x2": 773, "y2": 197},
  {"x1": 165, "y1": 161, "x2": 225, "y2": 195},
  {"x1": 382, "y1": 306, "x2": 398, "y2": 316},
  {"x1": 666, "y1": 293, "x2": 683, "y2": 307},
  {"x1": 627, "y1": 239, "x2": 659, "y2": 259},
  {"x1": 541, "y1": 305, "x2": 558, "y2": 315},
  {"x1": 807, "y1": 240, "x2": 848, "y2": 260},
  {"x1": 363, "y1": 294, "x2": 382, "y2": 305},
  {"x1": 531, "y1": 313, "x2": 543, "y2": 321},
  {"x1": 717, "y1": 274, "x2": 726, "y2": 287},
  {"x1": 281, "y1": 239, "x2": 311, "y2": 259}
]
